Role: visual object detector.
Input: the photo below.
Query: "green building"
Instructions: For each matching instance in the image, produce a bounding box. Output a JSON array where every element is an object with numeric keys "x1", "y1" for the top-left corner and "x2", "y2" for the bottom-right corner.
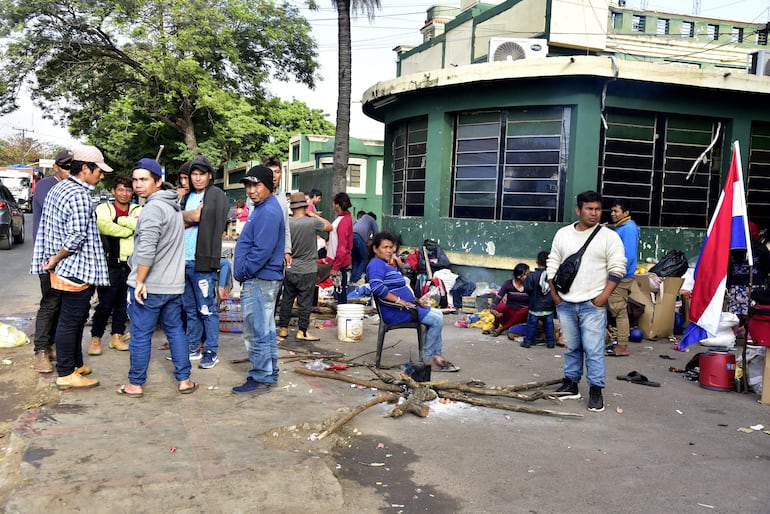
[{"x1": 362, "y1": 0, "x2": 770, "y2": 282}]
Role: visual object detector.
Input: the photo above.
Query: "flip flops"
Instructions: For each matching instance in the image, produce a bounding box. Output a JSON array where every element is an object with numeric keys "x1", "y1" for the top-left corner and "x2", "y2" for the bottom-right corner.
[
  {"x1": 616, "y1": 371, "x2": 660, "y2": 387},
  {"x1": 116, "y1": 385, "x2": 143, "y2": 398},
  {"x1": 178, "y1": 381, "x2": 199, "y2": 394},
  {"x1": 431, "y1": 356, "x2": 461, "y2": 373}
]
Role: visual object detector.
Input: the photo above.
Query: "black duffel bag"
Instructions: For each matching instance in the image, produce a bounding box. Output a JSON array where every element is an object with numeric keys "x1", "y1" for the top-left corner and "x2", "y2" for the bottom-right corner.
[{"x1": 649, "y1": 250, "x2": 688, "y2": 278}]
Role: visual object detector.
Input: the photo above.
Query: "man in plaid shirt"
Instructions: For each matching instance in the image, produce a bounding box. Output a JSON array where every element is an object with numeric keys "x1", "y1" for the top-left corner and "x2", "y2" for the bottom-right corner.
[{"x1": 31, "y1": 145, "x2": 113, "y2": 390}]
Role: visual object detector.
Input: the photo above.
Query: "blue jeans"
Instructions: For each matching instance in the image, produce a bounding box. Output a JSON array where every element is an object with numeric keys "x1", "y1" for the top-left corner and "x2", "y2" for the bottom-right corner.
[
  {"x1": 182, "y1": 261, "x2": 219, "y2": 353},
  {"x1": 556, "y1": 300, "x2": 607, "y2": 387},
  {"x1": 241, "y1": 278, "x2": 281, "y2": 384},
  {"x1": 525, "y1": 312, "x2": 556, "y2": 347},
  {"x1": 127, "y1": 288, "x2": 190, "y2": 384},
  {"x1": 421, "y1": 308, "x2": 445, "y2": 363},
  {"x1": 350, "y1": 233, "x2": 368, "y2": 283},
  {"x1": 55, "y1": 286, "x2": 94, "y2": 376},
  {"x1": 219, "y1": 258, "x2": 232, "y2": 290}
]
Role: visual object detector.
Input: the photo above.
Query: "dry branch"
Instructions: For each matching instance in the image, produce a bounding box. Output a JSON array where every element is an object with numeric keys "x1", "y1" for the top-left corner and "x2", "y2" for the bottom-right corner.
[
  {"x1": 318, "y1": 393, "x2": 399, "y2": 440},
  {"x1": 437, "y1": 391, "x2": 583, "y2": 418},
  {"x1": 294, "y1": 367, "x2": 403, "y2": 393},
  {"x1": 431, "y1": 382, "x2": 546, "y2": 402},
  {"x1": 386, "y1": 373, "x2": 437, "y2": 418}
]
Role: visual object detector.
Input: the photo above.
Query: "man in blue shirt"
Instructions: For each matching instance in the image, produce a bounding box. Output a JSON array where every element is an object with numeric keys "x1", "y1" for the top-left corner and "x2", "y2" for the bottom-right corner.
[
  {"x1": 31, "y1": 145, "x2": 112, "y2": 390},
  {"x1": 232, "y1": 166, "x2": 285, "y2": 394},
  {"x1": 351, "y1": 211, "x2": 379, "y2": 283},
  {"x1": 606, "y1": 198, "x2": 640, "y2": 357}
]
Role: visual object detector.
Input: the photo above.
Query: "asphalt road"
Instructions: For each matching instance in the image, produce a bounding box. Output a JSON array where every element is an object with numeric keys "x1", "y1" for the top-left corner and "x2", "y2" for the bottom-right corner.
[{"x1": 0, "y1": 214, "x2": 39, "y2": 316}]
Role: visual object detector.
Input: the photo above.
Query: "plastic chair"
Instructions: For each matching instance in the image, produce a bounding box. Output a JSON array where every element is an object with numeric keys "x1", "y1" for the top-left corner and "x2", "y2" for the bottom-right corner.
[{"x1": 372, "y1": 295, "x2": 425, "y2": 368}]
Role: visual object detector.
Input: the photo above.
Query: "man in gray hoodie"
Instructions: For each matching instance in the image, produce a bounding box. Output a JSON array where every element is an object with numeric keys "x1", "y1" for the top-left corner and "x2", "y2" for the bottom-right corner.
[{"x1": 117, "y1": 159, "x2": 197, "y2": 397}]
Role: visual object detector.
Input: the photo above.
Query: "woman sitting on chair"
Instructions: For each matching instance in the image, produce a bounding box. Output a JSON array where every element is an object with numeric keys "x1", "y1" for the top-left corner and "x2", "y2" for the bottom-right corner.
[{"x1": 367, "y1": 231, "x2": 459, "y2": 372}]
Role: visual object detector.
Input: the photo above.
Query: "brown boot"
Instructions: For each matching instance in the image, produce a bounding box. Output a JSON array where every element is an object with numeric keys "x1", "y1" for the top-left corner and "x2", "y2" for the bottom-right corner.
[
  {"x1": 56, "y1": 372, "x2": 99, "y2": 390},
  {"x1": 277, "y1": 327, "x2": 289, "y2": 338},
  {"x1": 109, "y1": 333, "x2": 129, "y2": 351},
  {"x1": 46, "y1": 346, "x2": 57, "y2": 362},
  {"x1": 34, "y1": 350, "x2": 54, "y2": 373},
  {"x1": 75, "y1": 364, "x2": 92, "y2": 376},
  {"x1": 296, "y1": 329, "x2": 320, "y2": 341},
  {"x1": 87, "y1": 336, "x2": 102, "y2": 356}
]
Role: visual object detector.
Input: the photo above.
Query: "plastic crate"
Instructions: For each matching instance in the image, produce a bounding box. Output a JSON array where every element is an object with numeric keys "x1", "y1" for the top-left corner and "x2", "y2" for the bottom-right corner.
[{"x1": 219, "y1": 297, "x2": 243, "y2": 333}]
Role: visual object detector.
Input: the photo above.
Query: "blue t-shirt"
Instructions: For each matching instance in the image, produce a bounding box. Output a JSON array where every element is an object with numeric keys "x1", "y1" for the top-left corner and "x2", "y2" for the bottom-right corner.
[{"x1": 184, "y1": 191, "x2": 204, "y2": 261}]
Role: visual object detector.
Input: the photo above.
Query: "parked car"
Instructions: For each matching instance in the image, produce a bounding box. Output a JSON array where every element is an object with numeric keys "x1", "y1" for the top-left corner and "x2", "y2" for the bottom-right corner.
[{"x1": 0, "y1": 184, "x2": 25, "y2": 250}]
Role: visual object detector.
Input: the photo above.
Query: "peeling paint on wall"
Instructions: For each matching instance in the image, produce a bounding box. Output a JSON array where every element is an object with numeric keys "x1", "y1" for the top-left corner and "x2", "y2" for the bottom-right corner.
[{"x1": 485, "y1": 241, "x2": 496, "y2": 255}]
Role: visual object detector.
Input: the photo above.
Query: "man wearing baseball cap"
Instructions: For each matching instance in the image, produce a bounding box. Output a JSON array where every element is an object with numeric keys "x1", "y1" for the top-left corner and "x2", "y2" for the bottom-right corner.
[
  {"x1": 232, "y1": 165, "x2": 285, "y2": 394},
  {"x1": 30, "y1": 144, "x2": 112, "y2": 389},
  {"x1": 30, "y1": 148, "x2": 72, "y2": 373}
]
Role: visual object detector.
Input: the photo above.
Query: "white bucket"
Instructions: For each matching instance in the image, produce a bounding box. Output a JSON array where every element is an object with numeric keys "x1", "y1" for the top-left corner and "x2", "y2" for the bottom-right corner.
[{"x1": 336, "y1": 303, "x2": 365, "y2": 342}]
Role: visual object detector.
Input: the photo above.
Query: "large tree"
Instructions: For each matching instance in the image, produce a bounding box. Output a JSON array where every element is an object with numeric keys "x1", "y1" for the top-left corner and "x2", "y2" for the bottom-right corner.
[
  {"x1": 0, "y1": 0, "x2": 321, "y2": 168},
  {"x1": 0, "y1": 133, "x2": 54, "y2": 166},
  {"x1": 330, "y1": 0, "x2": 380, "y2": 194}
]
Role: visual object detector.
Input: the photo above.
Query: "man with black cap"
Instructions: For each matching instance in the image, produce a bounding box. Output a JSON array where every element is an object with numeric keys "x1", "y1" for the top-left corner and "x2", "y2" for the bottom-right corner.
[
  {"x1": 30, "y1": 148, "x2": 72, "y2": 373},
  {"x1": 31, "y1": 145, "x2": 113, "y2": 389},
  {"x1": 179, "y1": 155, "x2": 229, "y2": 369},
  {"x1": 277, "y1": 192, "x2": 332, "y2": 344},
  {"x1": 232, "y1": 165, "x2": 285, "y2": 394}
]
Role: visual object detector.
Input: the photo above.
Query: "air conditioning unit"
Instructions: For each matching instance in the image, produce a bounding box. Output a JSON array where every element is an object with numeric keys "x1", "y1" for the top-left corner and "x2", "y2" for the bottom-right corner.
[
  {"x1": 488, "y1": 38, "x2": 548, "y2": 63},
  {"x1": 748, "y1": 50, "x2": 770, "y2": 76}
]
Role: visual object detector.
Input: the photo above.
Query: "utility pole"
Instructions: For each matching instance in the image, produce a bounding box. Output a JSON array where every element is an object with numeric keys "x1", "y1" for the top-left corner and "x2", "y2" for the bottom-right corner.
[
  {"x1": 640, "y1": 0, "x2": 648, "y2": 10},
  {"x1": 693, "y1": 0, "x2": 701, "y2": 16}
]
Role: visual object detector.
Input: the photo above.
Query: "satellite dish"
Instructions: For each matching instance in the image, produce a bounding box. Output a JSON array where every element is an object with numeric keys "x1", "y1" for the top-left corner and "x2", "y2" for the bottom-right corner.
[{"x1": 493, "y1": 41, "x2": 526, "y2": 62}]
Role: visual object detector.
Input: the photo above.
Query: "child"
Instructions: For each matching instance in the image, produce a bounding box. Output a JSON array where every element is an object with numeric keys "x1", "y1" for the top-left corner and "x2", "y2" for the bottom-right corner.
[{"x1": 523, "y1": 251, "x2": 556, "y2": 348}]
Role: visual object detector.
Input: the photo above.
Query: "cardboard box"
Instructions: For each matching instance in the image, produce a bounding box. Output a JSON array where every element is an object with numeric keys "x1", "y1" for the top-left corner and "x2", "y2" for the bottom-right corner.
[{"x1": 629, "y1": 276, "x2": 685, "y2": 339}]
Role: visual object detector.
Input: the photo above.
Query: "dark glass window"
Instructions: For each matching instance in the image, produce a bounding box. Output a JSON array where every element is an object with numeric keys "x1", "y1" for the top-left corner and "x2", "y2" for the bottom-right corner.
[
  {"x1": 747, "y1": 121, "x2": 770, "y2": 230},
  {"x1": 599, "y1": 109, "x2": 723, "y2": 228},
  {"x1": 451, "y1": 107, "x2": 570, "y2": 221},
  {"x1": 390, "y1": 117, "x2": 427, "y2": 216}
]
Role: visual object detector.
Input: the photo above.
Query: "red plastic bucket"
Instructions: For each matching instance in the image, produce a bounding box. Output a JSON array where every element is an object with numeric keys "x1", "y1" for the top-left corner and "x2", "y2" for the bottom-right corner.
[
  {"x1": 699, "y1": 351, "x2": 736, "y2": 392},
  {"x1": 747, "y1": 304, "x2": 770, "y2": 346}
]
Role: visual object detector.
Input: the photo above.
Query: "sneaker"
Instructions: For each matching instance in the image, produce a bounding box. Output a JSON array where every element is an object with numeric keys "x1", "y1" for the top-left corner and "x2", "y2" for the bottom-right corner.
[
  {"x1": 555, "y1": 378, "x2": 581, "y2": 399},
  {"x1": 587, "y1": 385, "x2": 605, "y2": 412},
  {"x1": 166, "y1": 349, "x2": 202, "y2": 361},
  {"x1": 232, "y1": 377, "x2": 272, "y2": 395},
  {"x1": 199, "y1": 351, "x2": 219, "y2": 369}
]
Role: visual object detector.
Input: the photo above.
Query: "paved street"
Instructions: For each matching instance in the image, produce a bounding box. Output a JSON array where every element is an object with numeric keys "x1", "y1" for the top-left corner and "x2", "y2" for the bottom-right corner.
[{"x1": 1, "y1": 215, "x2": 769, "y2": 512}]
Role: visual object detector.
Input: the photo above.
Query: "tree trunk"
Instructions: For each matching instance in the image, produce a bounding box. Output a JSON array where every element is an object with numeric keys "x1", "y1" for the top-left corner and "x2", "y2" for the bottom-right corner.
[{"x1": 333, "y1": 0, "x2": 352, "y2": 194}]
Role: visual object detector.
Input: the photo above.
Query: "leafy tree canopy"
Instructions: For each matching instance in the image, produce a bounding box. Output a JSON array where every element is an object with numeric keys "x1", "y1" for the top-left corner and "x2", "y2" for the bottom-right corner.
[
  {"x1": 0, "y1": 133, "x2": 56, "y2": 166},
  {"x1": 0, "y1": 0, "x2": 328, "y2": 170}
]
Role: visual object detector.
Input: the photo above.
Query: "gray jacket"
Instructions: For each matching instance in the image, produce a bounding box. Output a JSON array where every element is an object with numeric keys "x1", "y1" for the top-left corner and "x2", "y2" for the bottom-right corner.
[{"x1": 128, "y1": 190, "x2": 185, "y2": 295}]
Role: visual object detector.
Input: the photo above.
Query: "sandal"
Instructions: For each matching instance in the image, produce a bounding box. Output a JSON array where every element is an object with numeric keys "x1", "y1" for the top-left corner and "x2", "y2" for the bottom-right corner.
[
  {"x1": 178, "y1": 381, "x2": 199, "y2": 394},
  {"x1": 616, "y1": 371, "x2": 660, "y2": 387},
  {"x1": 116, "y1": 385, "x2": 143, "y2": 398},
  {"x1": 431, "y1": 356, "x2": 461, "y2": 373}
]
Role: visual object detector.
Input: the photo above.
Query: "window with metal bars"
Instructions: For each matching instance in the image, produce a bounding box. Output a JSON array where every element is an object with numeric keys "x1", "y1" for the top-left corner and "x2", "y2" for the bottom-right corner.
[
  {"x1": 599, "y1": 109, "x2": 723, "y2": 228},
  {"x1": 707, "y1": 24, "x2": 719, "y2": 41},
  {"x1": 682, "y1": 21, "x2": 694, "y2": 37},
  {"x1": 747, "y1": 121, "x2": 770, "y2": 230},
  {"x1": 451, "y1": 107, "x2": 569, "y2": 221},
  {"x1": 390, "y1": 118, "x2": 427, "y2": 216},
  {"x1": 656, "y1": 18, "x2": 669, "y2": 35},
  {"x1": 632, "y1": 15, "x2": 646, "y2": 32}
]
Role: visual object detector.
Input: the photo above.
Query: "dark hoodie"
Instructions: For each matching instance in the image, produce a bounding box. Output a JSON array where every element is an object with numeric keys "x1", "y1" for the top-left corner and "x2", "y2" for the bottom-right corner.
[
  {"x1": 127, "y1": 189, "x2": 185, "y2": 295},
  {"x1": 181, "y1": 156, "x2": 229, "y2": 272}
]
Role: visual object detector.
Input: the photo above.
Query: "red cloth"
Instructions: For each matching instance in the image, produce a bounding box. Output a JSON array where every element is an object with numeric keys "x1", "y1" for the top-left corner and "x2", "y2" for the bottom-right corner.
[
  {"x1": 492, "y1": 303, "x2": 529, "y2": 331},
  {"x1": 331, "y1": 210, "x2": 353, "y2": 271}
]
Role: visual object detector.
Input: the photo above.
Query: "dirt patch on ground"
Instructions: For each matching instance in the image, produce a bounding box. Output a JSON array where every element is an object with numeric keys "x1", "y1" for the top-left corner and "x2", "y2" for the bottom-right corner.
[{"x1": 0, "y1": 345, "x2": 59, "y2": 447}]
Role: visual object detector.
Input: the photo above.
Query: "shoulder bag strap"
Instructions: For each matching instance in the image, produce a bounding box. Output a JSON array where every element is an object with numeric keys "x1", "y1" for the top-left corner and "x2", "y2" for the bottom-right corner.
[{"x1": 575, "y1": 224, "x2": 602, "y2": 258}]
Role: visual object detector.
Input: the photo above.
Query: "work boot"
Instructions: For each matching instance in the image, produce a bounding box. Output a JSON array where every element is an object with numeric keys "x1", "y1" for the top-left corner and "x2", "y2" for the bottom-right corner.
[
  {"x1": 296, "y1": 329, "x2": 320, "y2": 341},
  {"x1": 75, "y1": 364, "x2": 92, "y2": 376},
  {"x1": 34, "y1": 350, "x2": 54, "y2": 373},
  {"x1": 56, "y1": 372, "x2": 99, "y2": 390},
  {"x1": 277, "y1": 327, "x2": 289, "y2": 338},
  {"x1": 46, "y1": 346, "x2": 57, "y2": 362},
  {"x1": 109, "y1": 333, "x2": 129, "y2": 351},
  {"x1": 87, "y1": 336, "x2": 102, "y2": 356}
]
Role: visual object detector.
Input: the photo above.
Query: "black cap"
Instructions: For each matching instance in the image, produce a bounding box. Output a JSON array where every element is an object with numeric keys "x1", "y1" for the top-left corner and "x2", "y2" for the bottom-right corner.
[
  {"x1": 54, "y1": 149, "x2": 74, "y2": 168},
  {"x1": 189, "y1": 155, "x2": 213, "y2": 175},
  {"x1": 241, "y1": 165, "x2": 274, "y2": 192},
  {"x1": 178, "y1": 160, "x2": 192, "y2": 177}
]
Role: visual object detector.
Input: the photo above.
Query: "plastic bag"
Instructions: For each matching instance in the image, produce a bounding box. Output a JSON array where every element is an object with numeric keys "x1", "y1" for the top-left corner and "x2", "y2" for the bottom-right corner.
[
  {"x1": 649, "y1": 250, "x2": 688, "y2": 278},
  {"x1": 0, "y1": 322, "x2": 30, "y2": 348}
]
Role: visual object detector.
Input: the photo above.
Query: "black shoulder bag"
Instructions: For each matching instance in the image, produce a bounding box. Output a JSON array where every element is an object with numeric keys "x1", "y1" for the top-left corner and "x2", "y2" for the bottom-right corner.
[{"x1": 553, "y1": 225, "x2": 602, "y2": 294}]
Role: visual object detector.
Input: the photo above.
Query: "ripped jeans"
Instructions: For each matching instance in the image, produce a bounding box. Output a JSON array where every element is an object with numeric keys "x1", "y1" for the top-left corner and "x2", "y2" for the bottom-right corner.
[{"x1": 182, "y1": 261, "x2": 220, "y2": 353}]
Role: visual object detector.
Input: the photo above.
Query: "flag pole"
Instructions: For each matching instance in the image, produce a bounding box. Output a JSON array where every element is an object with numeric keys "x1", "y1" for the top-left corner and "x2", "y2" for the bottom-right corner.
[{"x1": 740, "y1": 140, "x2": 753, "y2": 394}]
